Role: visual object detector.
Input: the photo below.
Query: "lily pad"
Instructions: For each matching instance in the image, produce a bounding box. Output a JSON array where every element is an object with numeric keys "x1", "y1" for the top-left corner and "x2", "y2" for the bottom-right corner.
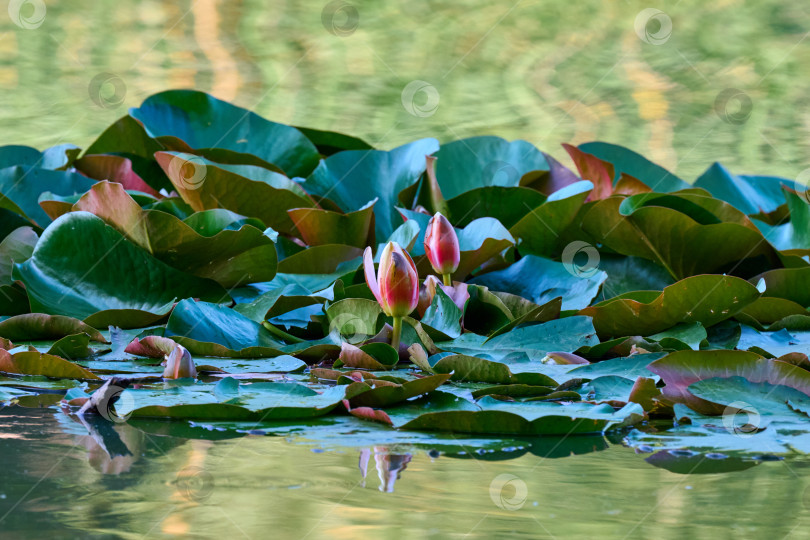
[
  {"x1": 131, "y1": 90, "x2": 321, "y2": 177},
  {"x1": 71, "y1": 181, "x2": 277, "y2": 287},
  {"x1": 13, "y1": 212, "x2": 226, "y2": 327},
  {"x1": 432, "y1": 136, "x2": 548, "y2": 199},
  {"x1": 471, "y1": 255, "x2": 606, "y2": 311},
  {"x1": 155, "y1": 151, "x2": 315, "y2": 235},
  {"x1": 0, "y1": 349, "x2": 99, "y2": 379},
  {"x1": 302, "y1": 138, "x2": 439, "y2": 239},
  {"x1": 579, "y1": 275, "x2": 760, "y2": 338},
  {"x1": 647, "y1": 349, "x2": 810, "y2": 414}
]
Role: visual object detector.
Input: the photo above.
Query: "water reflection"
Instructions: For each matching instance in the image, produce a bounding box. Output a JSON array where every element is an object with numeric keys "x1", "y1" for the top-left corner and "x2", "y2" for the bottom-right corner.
[
  {"x1": 358, "y1": 447, "x2": 412, "y2": 492},
  {"x1": 4, "y1": 405, "x2": 810, "y2": 538}
]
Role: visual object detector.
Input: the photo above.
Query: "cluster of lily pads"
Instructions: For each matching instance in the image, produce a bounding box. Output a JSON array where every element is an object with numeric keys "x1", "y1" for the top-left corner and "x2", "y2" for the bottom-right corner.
[{"x1": 2, "y1": 89, "x2": 810, "y2": 459}]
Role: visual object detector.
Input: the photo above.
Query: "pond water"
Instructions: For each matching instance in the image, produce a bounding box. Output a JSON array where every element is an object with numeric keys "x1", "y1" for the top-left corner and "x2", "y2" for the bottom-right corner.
[
  {"x1": 2, "y1": 0, "x2": 809, "y2": 182},
  {"x1": 2, "y1": 405, "x2": 810, "y2": 539}
]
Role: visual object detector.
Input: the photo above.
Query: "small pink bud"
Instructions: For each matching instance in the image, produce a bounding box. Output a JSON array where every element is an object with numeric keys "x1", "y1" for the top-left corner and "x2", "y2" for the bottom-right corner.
[
  {"x1": 424, "y1": 212, "x2": 460, "y2": 277},
  {"x1": 163, "y1": 345, "x2": 197, "y2": 379}
]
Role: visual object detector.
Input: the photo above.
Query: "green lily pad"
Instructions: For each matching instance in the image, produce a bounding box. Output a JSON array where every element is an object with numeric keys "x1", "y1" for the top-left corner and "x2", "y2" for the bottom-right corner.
[
  {"x1": 421, "y1": 288, "x2": 463, "y2": 339},
  {"x1": 0, "y1": 144, "x2": 80, "y2": 171},
  {"x1": 293, "y1": 126, "x2": 373, "y2": 155},
  {"x1": 72, "y1": 181, "x2": 277, "y2": 287},
  {"x1": 509, "y1": 181, "x2": 593, "y2": 257},
  {"x1": 131, "y1": 90, "x2": 321, "y2": 177},
  {"x1": 471, "y1": 255, "x2": 606, "y2": 311},
  {"x1": 118, "y1": 379, "x2": 347, "y2": 420},
  {"x1": 415, "y1": 353, "x2": 558, "y2": 386},
  {"x1": 347, "y1": 373, "x2": 451, "y2": 408},
  {"x1": 582, "y1": 193, "x2": 778, "y2": 280},
  {"x1": 0, "y1": 166, "x2": 96, "y2": 226},
  {"x1": 433, "y1": 136, "x2": 548, "y2": 199},
  {"x1": 288, "y1": 199, "x2": 376, "y2": 248},
  {"x1": 754, "y1": 189, "x2": 810, "y2": 251},
  {"x1": 446, "y1": 186, "x2": 547, "y2": 228},
  {"x1": 165, "y1": 300, "x2": 286, "y2": 357},
  {"x1": 13, "y1": 212, "x2": 227, "y2": 327},
  {"x1": 596, "y1": 254, "x2": 674, "y2": 301},
  {"x1": 0, "y1": 313, "x2": 105, "y2": 342},
  {"x1": 381, "y1": 391, "x2": 643, "y2": 436},
  {"x1": 437, "y1": 316, "x2": 599, "y2": 362},
  {"x1": 694, "y1": 162, "x2": 800, "y2": 217},
  {"x1": 579, "y1": 275, "x2": 760, "y2": 338},
  {"x1": 155, "y1": 151, "x2": 315, "y2": 235},
  {"x1": 302, "y1": 138, "x2": 439, "y2": 239},
  {"x1": 0, "y1": 226, "x2": 37, "y2": 285}
]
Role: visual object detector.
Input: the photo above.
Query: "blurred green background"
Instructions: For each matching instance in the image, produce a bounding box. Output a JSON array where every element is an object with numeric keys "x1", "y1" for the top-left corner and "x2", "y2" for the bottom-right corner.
[{"x1": 1, "y1": 0, "x2": 808, "y2": 181}]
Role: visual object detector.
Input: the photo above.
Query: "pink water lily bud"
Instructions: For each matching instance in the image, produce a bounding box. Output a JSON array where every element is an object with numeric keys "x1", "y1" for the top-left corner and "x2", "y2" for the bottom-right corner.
[
  {"x1": 163, "y1": 345, "x2": 197, "y2": 379},
  {"x1": 364, "y1": 242, "x2": 419, "y2": 318},
  {"x1": 424, "y1": 212, "x2": 460, "y2": 278}
]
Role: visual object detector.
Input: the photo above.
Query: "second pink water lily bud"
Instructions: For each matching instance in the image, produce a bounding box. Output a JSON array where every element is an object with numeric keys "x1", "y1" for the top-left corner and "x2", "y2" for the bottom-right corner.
[
  {"x1": 163, "y1": 345, "x2": 197, "y2": 379},
  {"x1": 424, "y1": 212, "x2": 460, "y2": 285}
]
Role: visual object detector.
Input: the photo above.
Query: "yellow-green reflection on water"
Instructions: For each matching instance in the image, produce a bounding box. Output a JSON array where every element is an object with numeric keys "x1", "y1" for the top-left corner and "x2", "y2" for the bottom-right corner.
[
  {"x1": 2, "y1": 407, "x2": 810, "y2": 538},
  {"x1": 1, "y1": 0, "x2": 809, "y2": 181}
]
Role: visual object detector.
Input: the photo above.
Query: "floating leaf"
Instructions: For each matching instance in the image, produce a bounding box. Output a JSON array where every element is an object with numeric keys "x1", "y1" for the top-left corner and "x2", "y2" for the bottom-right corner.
[
  {"x1": 694, "y1": 162, "x2": 800, "y2": 217},
  {"x1": 383, "y1": 392, "x2": 643, "y2": 436},
  {"x1": 0, "y1": 349, "x2": 99, "y2": 379},
  {"x1": 288, "y1": 199, "x2": 375, "y2": 248},
  {"x1": 156, "y1": 151, "x2": 315, "y2": 235},
  {"x1": 72, "y1": 181, "x2": 277, "y2": 287},
  {"x1": 118, "y1": 380, "x2": 348, "y2": 420},
  {"x1": 13, "y1": 212, "x2": 226, "y2": 327},
  {"x1": 578, "y1": 142, "x2": 689, "y2": 193},
  {"x1": 471, "y1": 255, "x2": 606, "y2": 311},
  {"x1": 0, "y1": 313, "x2": 105, "y2": 342},
  {"x1": 432, "y1": 136, "x2": 548, "y2": 200},
  {"x1": 302, "y1": 138, "x2": 439, "y2": 239},
  {"x1": 131, "y1": 90, "x2": 321, "y2": 177},
  {"x1": 580, "y1": 275, "x2": 760, "y2": 338},
  {"x1": 347, "y1": 373, "x2": 451, "y2": 408},
  {"x1": 0, "y1": 166, "x2": 96, "y2": 226},
  {"x1": 416, "y1": 353, "x2": 558, "y2": 385},
  {"x1": 648, "y1": 350, "x2": 810, "y2": 414},
  {"x1": 509, "y1": 181, "x2": 593, "y2": 256},
  {"x1": 438, "y1": 316, "x2": 599, "y2": 363},
  {"x1": 582, "y1": 192, "x2": 777, "y2": 280},
  {"x1": 0, "y1": 226, "x2": 37, "y2": 285}
]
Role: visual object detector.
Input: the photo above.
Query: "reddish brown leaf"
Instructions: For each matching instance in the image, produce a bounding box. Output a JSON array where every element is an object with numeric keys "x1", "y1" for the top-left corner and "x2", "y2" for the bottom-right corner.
[
  {"x1": 125, "y1": 335, "x2": 178, "y2": 358},
  {"x1": 562, "y1": 143, "x2": 614, "y2": 201},
  {"x1": 342, "y1": 399, "x2": 393, "y2": 425},
  {"x1": 74, "y1": 154, "x2": 161, "y2": 197}
]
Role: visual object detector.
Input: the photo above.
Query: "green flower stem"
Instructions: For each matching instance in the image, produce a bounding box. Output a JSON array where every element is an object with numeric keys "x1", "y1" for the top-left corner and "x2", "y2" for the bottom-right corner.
[
  {"x1": 262, "y1": 321, "x2": 305, "y2": 344},
  {"x1": 442, "y1": 273, "x2": 452, "y2": 286},
  {"x1": 391, "y1": 316, "x2": 403, "y2": 351}
]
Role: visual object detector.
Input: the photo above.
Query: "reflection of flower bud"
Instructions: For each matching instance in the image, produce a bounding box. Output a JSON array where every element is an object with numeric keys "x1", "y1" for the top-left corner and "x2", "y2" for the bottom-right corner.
[
  {"x1": 373, "y1": 446, "x2": 412, "y2": 493},
  {"x1": 364, "y1": 242, "x2": 419, "y2": 318},
  {"x1": 163, "y1": 345, "x2": 197, "y2": 379},
  {"x1": 424, "y1": 213, "x2": 460, "y2": 277}
]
